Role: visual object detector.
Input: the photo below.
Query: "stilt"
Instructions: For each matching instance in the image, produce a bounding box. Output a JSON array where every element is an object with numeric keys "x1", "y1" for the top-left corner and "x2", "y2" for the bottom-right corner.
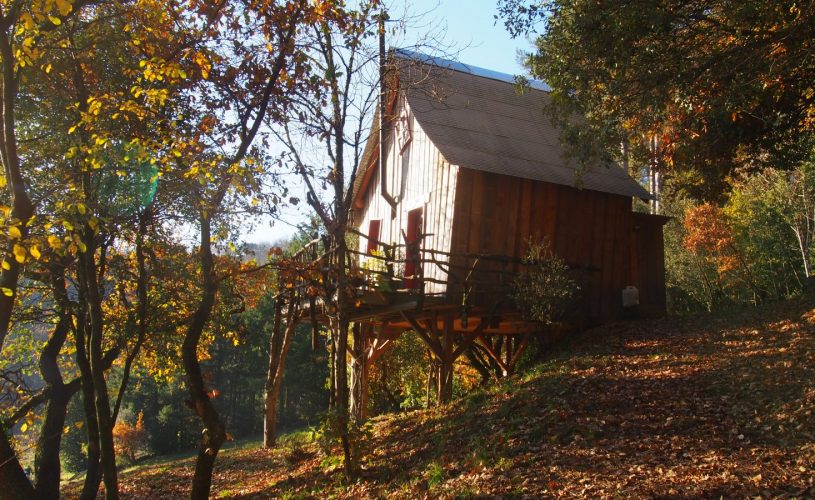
[
  {"x1": 437, "y1": 314, "x2": 454, "y2": 403},
  {"x1": 351, "y1": 323, "x2": 395, "y2": 422},
  {"x1": 350, "y1": 324, "x2": 369, "y2": 422},
  {"x1": 475, "y1": 333, "x2": 531, "y2": 377}
]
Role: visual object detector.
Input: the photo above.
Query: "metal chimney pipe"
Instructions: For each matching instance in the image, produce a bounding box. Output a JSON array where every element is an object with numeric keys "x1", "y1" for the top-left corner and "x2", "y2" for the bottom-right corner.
[{"x1": 379, "y1": 10, "x2": 398, "y2": 219}]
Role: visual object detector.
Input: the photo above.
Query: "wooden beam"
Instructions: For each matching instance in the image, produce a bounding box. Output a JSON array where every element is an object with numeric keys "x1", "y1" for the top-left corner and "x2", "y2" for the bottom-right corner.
[
  {"x1": 450, "y1": 319, "x2": 485, "y2": 360},
  {"x1": 451, "y1": 334, "x2": 474, "y2": 362},
  {"x1": 508, "y1": 334, "x2": 531, "y2": 372},
  {"x1": 367, "y1": 338, "x2": 393, "y2": 366},
  {"x1": 475, "y1": 334, "x2": 509, "y2": 374},
  {"x1": 401, "y1": 311, "x2": 443, "y2": 359}
]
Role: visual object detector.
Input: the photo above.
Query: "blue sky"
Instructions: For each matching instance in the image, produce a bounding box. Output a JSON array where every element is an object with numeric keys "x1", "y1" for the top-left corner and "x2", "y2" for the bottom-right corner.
[{"x1": 399, "y1": 0, "x2": 534, "y2": 77}]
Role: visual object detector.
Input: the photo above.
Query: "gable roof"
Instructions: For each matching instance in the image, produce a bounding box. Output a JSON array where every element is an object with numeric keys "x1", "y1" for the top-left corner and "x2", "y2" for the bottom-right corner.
[{"x1": 353, "y1": 51, "x2": 651, "y2": 206}]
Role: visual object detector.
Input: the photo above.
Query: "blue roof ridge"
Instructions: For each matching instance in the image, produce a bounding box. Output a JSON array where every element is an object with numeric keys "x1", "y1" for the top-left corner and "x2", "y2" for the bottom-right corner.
[{"x1": 393, "y1": 48, "x2": 552, "y2": 92}]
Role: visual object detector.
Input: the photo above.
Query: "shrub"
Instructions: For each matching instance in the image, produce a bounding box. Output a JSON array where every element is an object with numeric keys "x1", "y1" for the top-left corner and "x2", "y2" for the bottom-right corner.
[
  {"x1": 511, "y1": 237, "x2": 579, "y2": 324},
  {"x1": 112, "y1": 411, "x2": 147, "y2": 464}
]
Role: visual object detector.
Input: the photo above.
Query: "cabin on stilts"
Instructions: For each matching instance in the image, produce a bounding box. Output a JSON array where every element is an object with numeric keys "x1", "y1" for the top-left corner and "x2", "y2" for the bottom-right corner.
[{"x1": 309, "y1": 51, "x2": 667, "y2": 415}]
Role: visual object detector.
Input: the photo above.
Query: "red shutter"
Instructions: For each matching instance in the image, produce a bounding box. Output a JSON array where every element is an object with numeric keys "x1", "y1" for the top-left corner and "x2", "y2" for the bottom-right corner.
[{"x1": 404, "y1": 208, "x2": 423, "y2": 289}]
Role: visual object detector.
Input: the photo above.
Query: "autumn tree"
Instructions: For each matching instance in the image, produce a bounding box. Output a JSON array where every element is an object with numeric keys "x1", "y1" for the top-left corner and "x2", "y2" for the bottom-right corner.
[
  {"x1": 498, "y1": 0, "x2": 815, "y2": 199},
  {"x1": 150, "y1": 2, "x2": 334, "y2": 496},
  {"x1": 0, "y1": 1, "x2": 116, "y2": 496},
  {"x1": 273, "y1": 0, "x2": 386, "y2": 476}
]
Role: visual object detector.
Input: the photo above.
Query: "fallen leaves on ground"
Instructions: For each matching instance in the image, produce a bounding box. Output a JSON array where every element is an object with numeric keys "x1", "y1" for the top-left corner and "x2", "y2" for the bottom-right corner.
[{"x1": 64, "y1": 295, "x2": 815, "y2": 498}]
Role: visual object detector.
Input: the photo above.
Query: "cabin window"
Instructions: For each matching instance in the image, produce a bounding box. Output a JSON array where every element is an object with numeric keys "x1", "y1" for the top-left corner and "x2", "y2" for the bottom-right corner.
[
  {"x1": 403, "y1": 208, "x2": 423, "y2": 289},
  {"x1": 366, "y1": 219, "x2": 381, "y2": 255}
]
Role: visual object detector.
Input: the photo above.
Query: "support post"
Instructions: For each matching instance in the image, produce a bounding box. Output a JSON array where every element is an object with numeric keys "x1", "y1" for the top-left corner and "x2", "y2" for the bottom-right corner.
[
  {"x1": 437, "y1": 314, "x2": 454, "y2": 404},
  {"x1": 350, "y1": 324, "x2": 370, "y2": 422},
  {"x1": 503, "y1": 336, "x2": 513, "y2": 377}
]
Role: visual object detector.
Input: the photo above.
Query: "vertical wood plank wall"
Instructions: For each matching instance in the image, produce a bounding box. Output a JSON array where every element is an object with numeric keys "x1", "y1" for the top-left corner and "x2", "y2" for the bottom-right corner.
[
  {"x1": 356, "y1": 96, "x2": 458, "y2": 295},
  {"x1": 448, "y1": 168, "x2": 667, "y2": 323},
  {"x1": 631, "y1": 212, "x2": 668, "y2": 317}
]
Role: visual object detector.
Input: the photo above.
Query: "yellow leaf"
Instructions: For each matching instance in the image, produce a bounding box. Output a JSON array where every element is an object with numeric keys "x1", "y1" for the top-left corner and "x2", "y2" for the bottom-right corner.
[
  {"x1": 48, "y1": 16, "x2": 62, "y2": 26},
  {"x1": 77, "y1": 240, "x2": 87, "y2": 253},
  {"x1": 13, "y1": 244, "x2": 26, "y2": 263},
  {"x1": 20, "y1": 12, "x2": 34, "y2": 30},
  {"x1": 47, "y1": 235, "x2": 62, "y2": 249},
  {"x1": 0, "y1": 287, "x2": 12, "y2": 297},
  {"x1": 76, "y1": 203, "x2": 87, "y2": 215},
  {"x1": 20, "y1": 423, "x2": 27, "y2": 432},
  {"x1": 8, "y1": 226, "x2": 21, "y2": 239},
  {"x1": 30, "y1": 245, "x2": 41, "y2": 260},
  {"x1": 56, "y1": 0, "x2": 72, "y2": 16},
  {"x1": 1, "y1": 260, "x2": 9, "y2": 270}
]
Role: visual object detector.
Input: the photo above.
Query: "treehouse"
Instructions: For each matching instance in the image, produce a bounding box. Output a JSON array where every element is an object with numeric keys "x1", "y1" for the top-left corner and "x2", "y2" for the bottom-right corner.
[{"x1": 343, "y1": 51, "x2": 667, "y2": 407}]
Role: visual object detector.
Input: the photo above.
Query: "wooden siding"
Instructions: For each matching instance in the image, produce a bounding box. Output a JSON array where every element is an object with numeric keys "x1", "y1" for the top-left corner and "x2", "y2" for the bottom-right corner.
[
  {"x1": 631, "y1": 213, "x2": 668, "y2": 317},
  {"x1": 355, "y1": 95, "x2": 458, "y2": 295},
  {"x1": 448, "y1": 168, "x2": 665, "y2": 323}
]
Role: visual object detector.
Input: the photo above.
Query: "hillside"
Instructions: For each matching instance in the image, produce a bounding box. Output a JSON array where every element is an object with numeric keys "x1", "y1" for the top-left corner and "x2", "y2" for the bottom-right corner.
[{"x1": 65, "y1": 297, "x2": 815, "y2": 498}]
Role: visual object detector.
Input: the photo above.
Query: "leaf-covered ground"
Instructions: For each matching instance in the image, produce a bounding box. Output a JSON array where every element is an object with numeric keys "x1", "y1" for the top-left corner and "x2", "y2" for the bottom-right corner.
[{"x1": 64, "y1": 297, "x2": 815, "y2": 498}]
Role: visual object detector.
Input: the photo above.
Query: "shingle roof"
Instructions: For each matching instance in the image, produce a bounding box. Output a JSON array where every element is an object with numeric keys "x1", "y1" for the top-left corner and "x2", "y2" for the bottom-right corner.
[{"x1": 353, "y1": 51, "x2": 652, "y2": 206}]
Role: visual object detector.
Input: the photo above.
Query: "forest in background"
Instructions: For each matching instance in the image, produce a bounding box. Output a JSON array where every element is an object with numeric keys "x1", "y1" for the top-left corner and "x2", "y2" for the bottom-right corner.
[{"x1": 0, "y1": 0, "x2": 813, "y2": 499}]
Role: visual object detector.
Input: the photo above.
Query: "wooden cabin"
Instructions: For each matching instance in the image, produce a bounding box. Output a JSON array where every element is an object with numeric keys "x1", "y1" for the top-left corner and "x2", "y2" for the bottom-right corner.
[{"x1": 350, "y1": 51, "x2": 666, "y2": 338}]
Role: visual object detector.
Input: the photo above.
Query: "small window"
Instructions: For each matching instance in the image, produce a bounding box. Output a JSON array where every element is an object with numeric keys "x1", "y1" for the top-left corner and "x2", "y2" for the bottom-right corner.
[{"x1": 366, "y1": 219, "x2": 381, "y2": 255}]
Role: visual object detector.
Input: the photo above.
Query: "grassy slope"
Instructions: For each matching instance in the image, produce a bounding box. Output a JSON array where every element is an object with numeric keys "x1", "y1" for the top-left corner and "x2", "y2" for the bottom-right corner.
[{"x1": 65, "y1": 297, "x2": 815, "y2": 498}]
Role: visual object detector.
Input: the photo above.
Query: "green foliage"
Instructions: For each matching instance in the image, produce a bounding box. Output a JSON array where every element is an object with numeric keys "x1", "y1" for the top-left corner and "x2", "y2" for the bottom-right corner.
[
  {"x1": 511, "y1": 238, "x2": 579, "y2": 324},
  {"x1": 725, "y1": 167, "x2": 813, "y2": 295},
  {"x1": 369, "y1": 333, "x2": 432, "y2": 413},
  {"x1": 243, "y1": 294, "x2": 329, "y2": 433},
  {"x1": 664, "y1": 160, "x2": 815, "y2": 313},
  {"x1": 121, "y1": 371, "x2": 197, "y2": 456},
  {"x1": 361, "y1": 250, "x2": 394, "y2": 292},
  {"x1": 61, "y1": 396, "x2": 87, "y2": 474},
  {"x1": 311, "y1": 409, "x2": 342, "y2": 459},
  {"x1": 425, "y1": 460, "x2": 444, "y2": 488},
  {"x1": 116, "y1": 291, "x2": 329, "y2": 458}
]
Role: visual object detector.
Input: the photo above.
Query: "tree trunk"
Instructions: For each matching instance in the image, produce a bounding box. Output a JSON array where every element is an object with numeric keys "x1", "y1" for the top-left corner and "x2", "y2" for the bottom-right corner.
[
  {"x1": 263, "y1": 299, "x2": 299, "y2": 447},
  {"x1": 0, "y1": 422, "x2": 34, "y2": 500},
  {"x1": 437, "y1": 316, "x2": 454, "y2": 404},
  {"x1": 34, "y1": 389, "x2": 71, "y2": 500},
  {"x1": 183, "y1": 214, "x2": 226, "y2": 500},
  {"x1": 74, "y1": 314, "x2": 103, "y2": 500},
  {"x1": 0, "y1": 29, "x2": 37, "y2": 499},
  {"x1": 112, "y1": 215, "x2": 150, "y2": 424},
  {"x1": 34, "y1": 270, "x2": 73, "y2": 499},
  {"x1": 333, "y1": 237, "x2": 355, "y2": 477},
  {"x1": 328, "y1": 328, "x2": 336, "y2": 410},
  {"x1": 78, "y1": 243, "x2": 118, "y2": 499},
  {"x1": 792, "y1": 226, "x2": 812, "y2": 279}
]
